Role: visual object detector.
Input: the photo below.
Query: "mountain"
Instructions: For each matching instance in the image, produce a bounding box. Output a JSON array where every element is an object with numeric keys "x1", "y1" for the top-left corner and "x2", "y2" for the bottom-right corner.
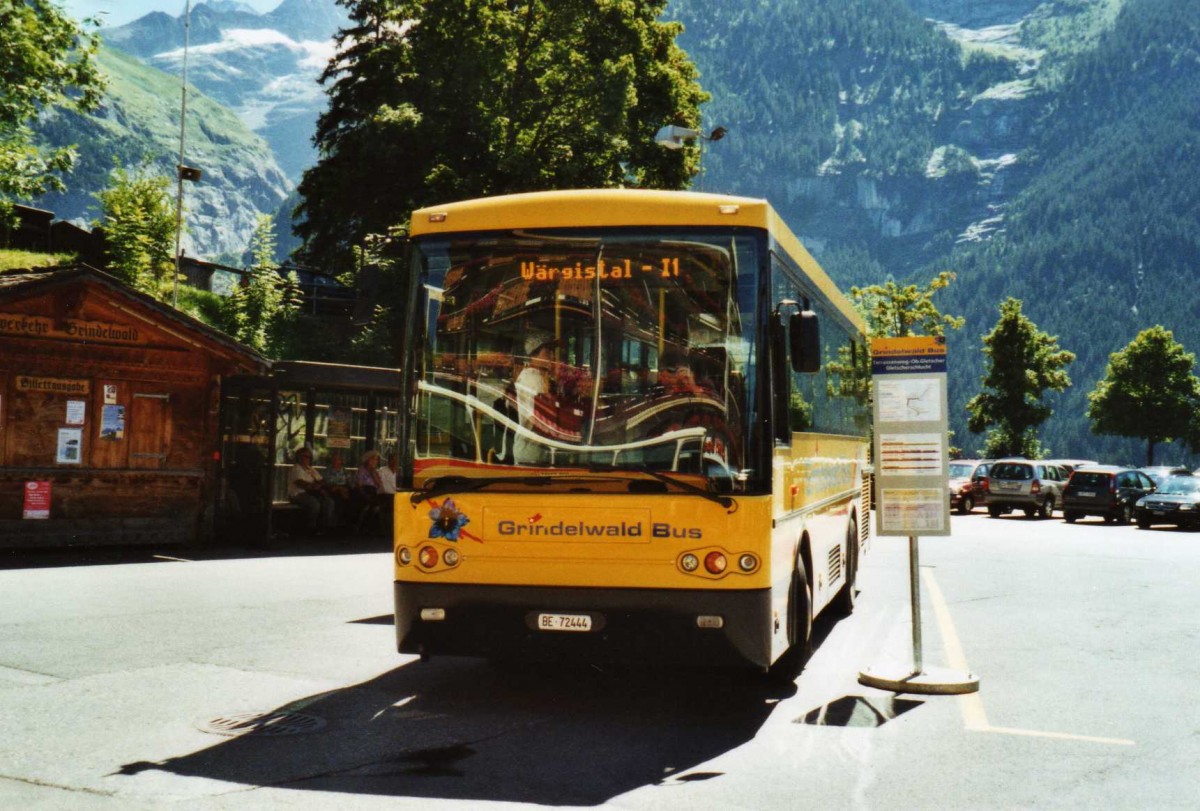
[
  {"x1": 102, "y1": 0, "x2": 348, "y2": 181},
  {"x1": 33, "y1": 44, "x2": 291, "y2": 259},
  {"x1": 34, "y1": 0, "x2": 1200, "y2": 463},
  {"x1": 668, "y1": 0, "x2": 1200, "y2": 463}
]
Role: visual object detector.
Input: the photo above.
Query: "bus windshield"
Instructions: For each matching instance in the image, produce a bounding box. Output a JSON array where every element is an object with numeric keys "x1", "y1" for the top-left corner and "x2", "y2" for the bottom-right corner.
[{"x1": 408, "y1": 228, "x2": 761, "y2": 492}]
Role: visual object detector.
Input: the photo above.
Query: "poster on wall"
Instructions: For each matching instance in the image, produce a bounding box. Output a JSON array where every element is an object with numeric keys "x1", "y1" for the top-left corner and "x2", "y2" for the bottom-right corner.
[
  {"x1": 327, "y1": 406, "x2": 352, "y2": 449},
  {"x1": 56, "y1": 428, "x2": 83, "y2": 464},
  {"x1": 66, "y1": 399, "x2": 86, "y2": 425},
  {"x1": 23, "y1": 481, "x2": 51, "y2": 519},
  {"x1": 104, "y1": 384, "x2": 118, "y2": 404},
  {"x1": 101, "y1": 404, "x2": 125, "y2": 440}
]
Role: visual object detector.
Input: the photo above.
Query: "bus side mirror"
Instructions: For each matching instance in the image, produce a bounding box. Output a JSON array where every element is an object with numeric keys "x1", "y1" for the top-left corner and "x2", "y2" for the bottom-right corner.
[{"x1": 789, "y1": 310, "x2": 820, "y2": 373}]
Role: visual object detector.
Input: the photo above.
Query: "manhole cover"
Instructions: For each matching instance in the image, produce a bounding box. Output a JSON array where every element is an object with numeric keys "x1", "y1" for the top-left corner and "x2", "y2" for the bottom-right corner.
[{"x1": 196, "y1": 711, "x2": 327, "y2": 737}]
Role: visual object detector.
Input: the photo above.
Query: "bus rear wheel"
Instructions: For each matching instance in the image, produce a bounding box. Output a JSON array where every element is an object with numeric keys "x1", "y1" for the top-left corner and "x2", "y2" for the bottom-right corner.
[{"x1": 833, "y1": 518, "x2": 858, "y2": 616}]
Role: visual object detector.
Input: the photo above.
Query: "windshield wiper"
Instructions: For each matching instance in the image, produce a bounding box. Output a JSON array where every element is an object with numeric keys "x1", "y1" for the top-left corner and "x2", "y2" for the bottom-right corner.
[
  {"x1": 410, "y1": 475, "x2": 551, "y2": 505},
  {"x1": 588, "y1": 465, "x2": 736, "y2": 512},
  {"x1": 410, "y1": 474, "x2": 619, "y2": 505}
]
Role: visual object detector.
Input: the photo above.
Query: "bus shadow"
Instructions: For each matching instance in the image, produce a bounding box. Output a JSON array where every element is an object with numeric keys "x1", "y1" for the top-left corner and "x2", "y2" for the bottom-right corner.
[{"x1": 129, "y1": 657, "x2": 793, "y2": 806}]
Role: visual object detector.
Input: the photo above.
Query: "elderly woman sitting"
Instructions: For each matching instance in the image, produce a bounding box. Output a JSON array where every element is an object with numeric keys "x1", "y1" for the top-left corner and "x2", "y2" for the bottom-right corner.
[{"x1": 354, "y1": 449, "x2": 387, "y2": 534}]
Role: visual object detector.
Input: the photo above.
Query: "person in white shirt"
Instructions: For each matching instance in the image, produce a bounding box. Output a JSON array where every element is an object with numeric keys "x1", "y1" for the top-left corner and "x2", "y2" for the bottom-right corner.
[
  {"x1": 513, "y1": 331, "x2": 557, "y2": 464},
  {"x1": 287, "y1": 445, "x2": 335, "y2": 533},
  {"x1": 379, "y1": 453, "x2": 398, "y2": 494}
]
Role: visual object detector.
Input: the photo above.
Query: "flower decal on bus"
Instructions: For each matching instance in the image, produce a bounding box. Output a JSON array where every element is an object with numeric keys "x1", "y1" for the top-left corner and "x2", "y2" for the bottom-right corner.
[{"x1": 428, "y1": 498, "x2": 470, "y2": 541}]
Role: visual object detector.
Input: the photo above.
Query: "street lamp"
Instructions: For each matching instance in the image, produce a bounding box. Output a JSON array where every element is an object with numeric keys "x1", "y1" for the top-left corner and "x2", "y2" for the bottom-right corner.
[
  {"x1": 653, "y1": 124, "x2": 727, "y2": 150},
  {"x1": 654, "y1": 125, "x2": 726, "y2": 191}
]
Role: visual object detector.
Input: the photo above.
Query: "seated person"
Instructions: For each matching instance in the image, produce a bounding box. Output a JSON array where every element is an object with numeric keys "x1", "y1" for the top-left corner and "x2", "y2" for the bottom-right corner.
[
  {"x1": 355, "y1": 449, "x2": 387, "y2": 531},
  {"x1": 287, "y1": 444, "x2": 335, "y2": 534},
  {"x1": 324, "y1": 450, "x2": 353, "y2": 525}
]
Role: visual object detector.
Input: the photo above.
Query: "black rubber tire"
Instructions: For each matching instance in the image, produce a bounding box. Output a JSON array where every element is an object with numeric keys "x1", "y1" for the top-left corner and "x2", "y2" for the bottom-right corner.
[
  {"x1": 1064, "y1": 511, "x2": 1079, "y2": 523},
  {"x1": 1039, "y1": 497, "x2": 1054, "y2": 520},
  {"x1": 1136, "y1": 517, "x2": 1151, "y2": 529},
  {"x1": 988, "y1": 505, "x2": 1003, "y2": 518},
  {"x1": 959, "y1": 495, "x2": 974, "y2": 514},
  {"x1": 833, "y1": 518, "x2": 858, "y2": 616},
  {"x1": 769, "y1": 559, "x2": 812, "y2": 683}
]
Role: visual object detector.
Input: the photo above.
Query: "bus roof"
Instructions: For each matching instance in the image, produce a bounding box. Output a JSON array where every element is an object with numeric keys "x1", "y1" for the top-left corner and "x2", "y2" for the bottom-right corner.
[{"x1": 410, "y1": 189, "x2": 865, "y2": 333}]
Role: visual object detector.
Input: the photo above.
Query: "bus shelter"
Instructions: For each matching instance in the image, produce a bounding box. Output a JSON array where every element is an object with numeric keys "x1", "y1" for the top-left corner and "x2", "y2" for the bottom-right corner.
[{"x1": 217, "y1": 360, "x2": 402, "y2": 541}]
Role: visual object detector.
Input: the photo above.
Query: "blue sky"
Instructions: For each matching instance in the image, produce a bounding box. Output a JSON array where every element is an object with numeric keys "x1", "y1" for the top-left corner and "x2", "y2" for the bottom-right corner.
[{"x1": 62, "y1": 1, "x2": 280, "y2": 30}]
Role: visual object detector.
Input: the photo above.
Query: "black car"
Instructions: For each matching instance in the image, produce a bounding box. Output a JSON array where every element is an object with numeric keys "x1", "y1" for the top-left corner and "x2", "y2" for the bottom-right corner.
[
  {"x1": 1135, "y1": 476, "x2": 1200, "y2": 529},
  {"x1": 1062, "y1": 466, "x2": 1156, "y2": 524},
  {"x1": 1138, "y1": 466, "x2": 1192, "y2": 488}
]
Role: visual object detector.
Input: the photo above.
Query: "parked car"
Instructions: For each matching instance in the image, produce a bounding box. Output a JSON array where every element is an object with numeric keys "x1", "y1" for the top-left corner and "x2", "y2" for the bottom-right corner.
[
  {"x1": 1138, "y1": 466, "x2": 1192, "y2": 487},
  {"x1": 1044, "y1": 459, "x2": 1098, "y2": 474},
  {"x1": 948, "y1": 459, "x2": 990, "y2": 514},
  {"x1": 1135, "y1": 476, "x2": 1200, "y2": 529},
  {"x1": 1062, "y1": 466, "x2": 1157, "y2": 524},
  {"x1": 985, "y1": 459, "x2": 1069, "y2": 519}
]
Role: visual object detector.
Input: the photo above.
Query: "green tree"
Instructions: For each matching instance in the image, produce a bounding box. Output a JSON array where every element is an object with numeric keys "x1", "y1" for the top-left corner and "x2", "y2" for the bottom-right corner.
[
  {"x1": 850, "y1": 270, "x2": 965, "y2": 338},
  {"x1": 226, "y1": 214, "x2": 300, "y2": 356},
  {"x1": 93, "y1": 164, "x2": 176, "y2": 299},
  {"x1": 296, "y1": 0, "x2": 707, "y2": 271},
  {"x1": 966, "y1": 298, "x2": 1075, "y2": 459},
  {"x1": 0, "y1": 0, "x2": 103, "y2": 226},
  {"x1": 1086, "y1": 326, "x2": 1200, "y2": 465}
]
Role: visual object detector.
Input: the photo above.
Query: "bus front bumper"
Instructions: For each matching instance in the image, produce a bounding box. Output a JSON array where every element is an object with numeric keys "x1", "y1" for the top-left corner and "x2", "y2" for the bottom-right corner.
[{"x1": 395, "y1": 582, "x2": 773, "y2": 670}]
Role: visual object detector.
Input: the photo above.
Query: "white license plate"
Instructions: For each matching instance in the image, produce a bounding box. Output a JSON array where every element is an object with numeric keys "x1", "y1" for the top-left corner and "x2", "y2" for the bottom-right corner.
[
  {"x1": 1152, "y1": 510, "x2": 1166, "y2": 516},
  {"x1": 1078, "y1": 492, "x2": 1095, "y2": 497},
  {"x1": 999, "y1": 482, "x2": 1020, "y2": 490},
  {"x1": 537, "y1": 613, "x2": 592, "y2": 632}
]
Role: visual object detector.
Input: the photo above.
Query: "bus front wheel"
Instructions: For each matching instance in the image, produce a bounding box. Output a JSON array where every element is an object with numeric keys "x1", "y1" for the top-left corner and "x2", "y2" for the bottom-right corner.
[{"x1": 770, "y1": 559, "x2": 812, "y2": 682}]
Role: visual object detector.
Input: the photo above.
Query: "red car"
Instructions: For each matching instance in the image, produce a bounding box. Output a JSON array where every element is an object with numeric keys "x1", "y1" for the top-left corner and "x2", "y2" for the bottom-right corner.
[{"x1": 948, "y1": 459, "x2": 990, "y2": 514}]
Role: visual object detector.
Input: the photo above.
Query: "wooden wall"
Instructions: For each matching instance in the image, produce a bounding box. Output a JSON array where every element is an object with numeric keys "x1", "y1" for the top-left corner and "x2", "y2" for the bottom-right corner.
[{"x1": 0, "y1": 275, "x2": 261, "y2": 549}]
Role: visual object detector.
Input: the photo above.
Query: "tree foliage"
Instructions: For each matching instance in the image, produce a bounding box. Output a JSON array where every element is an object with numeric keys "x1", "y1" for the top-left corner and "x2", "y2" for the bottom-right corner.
[
  {"x1": 225, "y1": 214, "x2": 300, "y2": 356},
  {"x1": 0, "y1": 0, "x2": 103, "y2": 224},
  {"x1": 850, "y1": 270, "x2": 965, "y2": 338},
  {"x1": 296, "y1": 0, "x2": 708, "y2": 271},
  {"x1": 93, "y1": 164, "x2": 176, "y2": 300},
  {"x1": 966, "y1": 297, "x2": 1075, "y2": 459},
  {"x1": 1086, "y1": 326, "x2": 1200, "y2": 465}
]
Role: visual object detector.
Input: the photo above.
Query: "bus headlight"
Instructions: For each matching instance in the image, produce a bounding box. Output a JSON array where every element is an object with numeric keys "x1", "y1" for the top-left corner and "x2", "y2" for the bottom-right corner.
[
  {"x1": 418, "y1": 546, "x2": 439, "y2": 568},
  {"x1": 397, "y1": 547, "x2": 412, "y2": 566},
  {"x1": 443, "y1": 548, "x2": 460, "y2": 566},
  {"x1": 704, "y1": 551, "x2": 727, "y2": 575},
  {"x1": 680, "y1": 553, "x2": 699, "y2": 572},
  {"x1": 738, "y1": 553, "x2": 758, "y2": 572}
]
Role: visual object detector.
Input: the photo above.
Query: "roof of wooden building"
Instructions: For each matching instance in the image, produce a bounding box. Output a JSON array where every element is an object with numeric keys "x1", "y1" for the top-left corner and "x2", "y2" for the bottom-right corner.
[{"x1": 0, "y1": 263, "x2": 269, "y2": 371}]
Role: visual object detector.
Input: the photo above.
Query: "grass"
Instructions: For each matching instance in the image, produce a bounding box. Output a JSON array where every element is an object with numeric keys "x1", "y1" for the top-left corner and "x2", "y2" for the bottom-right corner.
[{"x1": 0, "y1": 250, "x2": 77, "y2": 271}]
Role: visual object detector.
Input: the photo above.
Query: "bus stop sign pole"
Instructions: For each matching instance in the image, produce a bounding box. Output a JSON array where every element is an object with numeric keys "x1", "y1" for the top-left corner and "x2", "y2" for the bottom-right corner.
[{"x1": 858, "y1": 336, "x2": 978, "y2": 695}]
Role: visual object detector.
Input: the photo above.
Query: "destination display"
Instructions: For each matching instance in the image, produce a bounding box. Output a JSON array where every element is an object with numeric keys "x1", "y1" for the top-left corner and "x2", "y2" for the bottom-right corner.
[{"x1": 519, "y1": 255, "x2": 683, "y2": 283}]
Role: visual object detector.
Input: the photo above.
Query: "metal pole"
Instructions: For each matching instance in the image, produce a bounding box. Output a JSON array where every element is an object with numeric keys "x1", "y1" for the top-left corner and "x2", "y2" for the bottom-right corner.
[
  {"x1": 909, "y1": 534, "x2": 923, "y2": 675},
  {"x1": 172, "y1": 0, "x2": 191, "y2": 309}
]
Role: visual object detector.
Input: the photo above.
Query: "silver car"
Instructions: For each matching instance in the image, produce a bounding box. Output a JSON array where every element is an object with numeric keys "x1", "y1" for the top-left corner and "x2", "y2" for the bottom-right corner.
[{"x1": 985, "y1": 459, "x2": 1069, "y2": 519}]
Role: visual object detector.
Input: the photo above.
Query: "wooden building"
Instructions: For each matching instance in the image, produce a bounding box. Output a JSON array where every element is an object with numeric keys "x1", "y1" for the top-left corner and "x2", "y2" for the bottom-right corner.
[{"x1": 0, "y1": 265, "x2": 267, "y2": 549}]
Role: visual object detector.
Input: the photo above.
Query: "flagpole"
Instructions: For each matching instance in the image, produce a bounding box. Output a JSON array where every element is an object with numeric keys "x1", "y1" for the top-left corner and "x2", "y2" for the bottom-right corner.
[{"x1": 172, "y1": 0, "x2": 191, "y2": 308}]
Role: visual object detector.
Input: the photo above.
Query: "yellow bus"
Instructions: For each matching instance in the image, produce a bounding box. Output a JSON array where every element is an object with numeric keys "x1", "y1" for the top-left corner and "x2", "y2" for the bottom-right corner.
[{"x1": 393, "y1": 189, "x2": 872, "y2": 676}]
